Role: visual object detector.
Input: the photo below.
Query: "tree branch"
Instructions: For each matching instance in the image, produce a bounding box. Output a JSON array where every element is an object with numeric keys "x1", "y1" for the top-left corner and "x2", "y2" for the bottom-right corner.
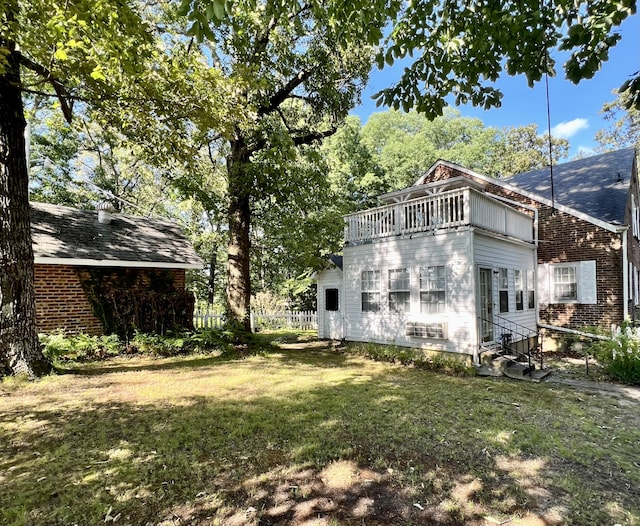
[
  {"x1": 18, "y1": 53, "x2": 74, "y2": 123},
  {"x1": 292, "y1": 127, "x2": 338, "y2": 146},
  {"x1": 257, "y1": 68, "x2": 315, "y2": 116}
]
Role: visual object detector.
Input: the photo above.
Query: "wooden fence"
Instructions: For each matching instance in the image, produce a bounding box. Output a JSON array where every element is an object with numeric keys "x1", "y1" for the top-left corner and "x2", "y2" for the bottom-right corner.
[{"x1": 193, "y1": 310, "x2": 317, "y2": 331}]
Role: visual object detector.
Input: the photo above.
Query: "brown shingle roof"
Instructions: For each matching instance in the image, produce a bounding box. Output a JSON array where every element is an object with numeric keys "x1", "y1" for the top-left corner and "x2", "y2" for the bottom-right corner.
[{"x1": 30, "y1": 202, "x2": 203, "y2": 268}]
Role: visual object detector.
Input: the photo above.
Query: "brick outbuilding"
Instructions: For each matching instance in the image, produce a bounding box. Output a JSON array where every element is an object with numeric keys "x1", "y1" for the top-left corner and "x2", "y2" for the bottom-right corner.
[{"x1": 30, "y1": 202, "x2": 203, "y2": 335}]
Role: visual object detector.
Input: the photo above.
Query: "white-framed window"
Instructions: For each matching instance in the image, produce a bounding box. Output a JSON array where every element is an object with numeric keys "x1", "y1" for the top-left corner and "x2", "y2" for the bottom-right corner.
[
  {"x1": 361, "y1": 270, "x2": 381, "y2": 312},
  {"x1": 526, "y1": 269, "x2": 535, "y2": 309},
  {"x1": 538, "y1": 261, "x2": 597, "y2": 305},
  {"x1": 420, "y1": 265, "x2": 446, "y2": 313},
  {"x1": 498, "y1": 268, "x2": 509, "y2": 313},
  {"x1": 515, "y1": 269, "x2": 524, "y2": 311},
  {"x1": 388, "y1": 268, "x2": 410, "y2": 312},
  {"x1": 553, "y1": 266, "x2": 578, "y2": 302}
]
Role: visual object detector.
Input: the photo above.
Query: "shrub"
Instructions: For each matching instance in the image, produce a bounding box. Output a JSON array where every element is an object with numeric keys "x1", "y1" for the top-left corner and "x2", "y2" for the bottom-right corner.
[
  {"x1": 345, "y1": 342, "x2": 476, "y2": 377},
  {"x1": 40, "y1": 330, "x2": 121, "y2": 363},
  {"x1": 590, "y1": 323, "x2": 640, "y2": 385}
]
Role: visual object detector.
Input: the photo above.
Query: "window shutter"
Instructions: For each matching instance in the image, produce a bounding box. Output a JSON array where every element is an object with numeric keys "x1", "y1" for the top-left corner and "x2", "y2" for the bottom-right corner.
[
  {"x1": 537, "y1": 264, "x2": 550, "y2": 305},
  {"x1": 578, "y1": 260, "x2": 597, "y2": 304}
]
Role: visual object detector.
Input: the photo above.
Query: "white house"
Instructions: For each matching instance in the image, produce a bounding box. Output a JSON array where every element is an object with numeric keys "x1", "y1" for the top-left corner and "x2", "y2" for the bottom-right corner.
[{"x1": 317, "y1": 175, "x2": 539, "y2": 365}]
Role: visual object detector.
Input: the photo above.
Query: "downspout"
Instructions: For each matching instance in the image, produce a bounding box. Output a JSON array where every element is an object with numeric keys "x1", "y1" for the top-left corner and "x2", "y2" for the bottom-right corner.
[{"x1": 620, "y1": 226, "x2": 629, "y2": 321}]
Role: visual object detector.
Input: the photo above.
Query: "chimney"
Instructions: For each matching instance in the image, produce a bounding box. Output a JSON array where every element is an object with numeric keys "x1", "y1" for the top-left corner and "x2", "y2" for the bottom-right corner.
[{"x1": 96, "y1": 201, "x2": 115, "y2": 224}]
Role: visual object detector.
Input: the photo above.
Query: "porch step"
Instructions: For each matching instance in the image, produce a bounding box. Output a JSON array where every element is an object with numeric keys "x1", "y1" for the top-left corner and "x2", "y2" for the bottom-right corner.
[{"x1": 476, "y1": 351, "x2": 552, "y2": 382}]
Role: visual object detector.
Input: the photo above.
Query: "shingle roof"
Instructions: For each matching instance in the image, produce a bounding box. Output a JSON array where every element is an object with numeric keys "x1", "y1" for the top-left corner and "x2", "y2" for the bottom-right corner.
[
  {"x1": 328, "y1": 254, "x2": 343, "y2": 270},
  {"x1": 30, "y1": 202, "x2": 203, "y2": 268},
  {"x1": 504, "y1": 147, "x2": 637, "y2": 225}
]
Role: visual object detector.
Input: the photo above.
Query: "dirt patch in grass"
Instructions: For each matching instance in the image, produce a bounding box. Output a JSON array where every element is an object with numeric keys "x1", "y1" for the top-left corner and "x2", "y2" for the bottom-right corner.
[{"x1": 1, "y1": 337, "x2": 639, "y2": 525}]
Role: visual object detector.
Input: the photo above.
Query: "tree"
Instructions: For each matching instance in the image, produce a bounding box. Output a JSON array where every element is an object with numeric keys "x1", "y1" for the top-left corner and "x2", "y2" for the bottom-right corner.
[
  {"x1": 595, "y1": 90, "x2": 640, "y2": 152},
  {"x1": 374, "y1": 0, "x2": 639, "y2": 117},
  {"x1": 179, "y1": 1, "x2": 395, "y2": 332},
  {"x1": 494, "y1": 125, "x2": 569, "y2": 176},
  {"x1": 1, "y1": 0, "x2": 153, "y2": 376}
]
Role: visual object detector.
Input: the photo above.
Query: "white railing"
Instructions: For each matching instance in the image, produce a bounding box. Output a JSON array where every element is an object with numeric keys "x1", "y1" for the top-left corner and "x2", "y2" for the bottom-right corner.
[
  {"x1": 193, "y1": 310, "x2": 318, "y2": 331},
  {"x1": 344, "y1": 188, "x2": 533, "y2": 244}
]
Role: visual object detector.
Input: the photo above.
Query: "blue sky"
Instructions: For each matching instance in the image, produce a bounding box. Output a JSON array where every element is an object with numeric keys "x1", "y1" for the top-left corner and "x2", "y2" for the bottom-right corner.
[{"x1": 352, "y1": 14, "x2": 639, "y2": 160}]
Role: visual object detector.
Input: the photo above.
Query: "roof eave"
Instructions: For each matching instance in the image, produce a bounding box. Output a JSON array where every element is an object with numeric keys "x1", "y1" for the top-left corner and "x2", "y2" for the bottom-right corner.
[{"x1": 34, "y1": 257, "x2": 204, "y2": 270}]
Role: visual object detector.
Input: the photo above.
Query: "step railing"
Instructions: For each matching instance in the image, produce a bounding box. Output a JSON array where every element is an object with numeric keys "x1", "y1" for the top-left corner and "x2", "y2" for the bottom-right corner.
[{"x1": 478, "y1": 315, "x2": 542, "y2": 375}]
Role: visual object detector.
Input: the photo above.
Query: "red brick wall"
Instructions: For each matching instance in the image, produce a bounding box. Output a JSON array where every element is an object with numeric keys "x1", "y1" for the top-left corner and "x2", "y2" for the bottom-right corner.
[
  {"x1": 427, "y1": 164, "x2": 626, "y2": 329},
  {"x1": 34, "y1": 265, "x2": 188, "y2": 335},
  {"x1": 34, "y1": 264, "x2": 103, "y2": 335}
]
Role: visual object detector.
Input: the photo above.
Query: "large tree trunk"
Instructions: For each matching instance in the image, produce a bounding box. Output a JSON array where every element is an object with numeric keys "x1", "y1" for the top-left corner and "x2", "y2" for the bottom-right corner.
[
  {"x1": 0, "y1": 29, "x2": 52, "y2": 377},
  {"x1": 225, "y1": 139, "x2": 252, "y2": 332}
]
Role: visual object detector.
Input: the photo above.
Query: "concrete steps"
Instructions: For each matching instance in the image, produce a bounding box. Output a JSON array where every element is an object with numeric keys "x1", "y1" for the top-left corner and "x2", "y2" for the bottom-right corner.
[{"x1": 477, "y1": 347, "x2": 551, "y2": 383}]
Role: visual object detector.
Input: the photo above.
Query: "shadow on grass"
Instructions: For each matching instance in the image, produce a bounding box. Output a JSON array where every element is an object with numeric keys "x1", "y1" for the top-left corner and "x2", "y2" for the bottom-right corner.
[{"x1": 1, "y1": 356, "x2": 639, "y2": 525}]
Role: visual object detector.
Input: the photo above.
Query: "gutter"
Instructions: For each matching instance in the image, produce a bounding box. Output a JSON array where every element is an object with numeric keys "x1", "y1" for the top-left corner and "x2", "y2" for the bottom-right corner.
[{"x1": 537, "y1": 323, "x2": 609, "y2": 341}]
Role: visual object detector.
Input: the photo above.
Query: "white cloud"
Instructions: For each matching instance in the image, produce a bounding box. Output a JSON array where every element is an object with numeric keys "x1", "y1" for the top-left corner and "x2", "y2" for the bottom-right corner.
[{"x1": 551, "y1": 118, "x2": 589, "y2": 139}]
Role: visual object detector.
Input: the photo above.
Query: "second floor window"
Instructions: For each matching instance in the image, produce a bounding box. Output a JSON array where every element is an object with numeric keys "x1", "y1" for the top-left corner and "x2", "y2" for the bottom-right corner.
[{"x1": 388, "y1": 268, "x2": 410, "y2": 312}]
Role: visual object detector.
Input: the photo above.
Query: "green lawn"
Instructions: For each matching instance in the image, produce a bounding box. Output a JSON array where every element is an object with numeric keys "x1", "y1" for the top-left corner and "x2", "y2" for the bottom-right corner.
[{"x1": 1, "y1": 335, "x2": 639, "y2": 525}]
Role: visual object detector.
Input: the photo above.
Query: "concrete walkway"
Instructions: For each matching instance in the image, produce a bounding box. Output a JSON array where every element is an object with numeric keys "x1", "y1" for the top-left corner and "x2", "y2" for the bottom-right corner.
[{"x1": 546, "y1": 375, "x2": 640, "y2": 403}]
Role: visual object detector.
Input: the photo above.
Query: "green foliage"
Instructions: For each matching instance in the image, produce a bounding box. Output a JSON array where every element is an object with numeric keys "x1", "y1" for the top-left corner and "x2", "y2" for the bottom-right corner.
[
  {"x1": 590, "y1": 324, "x2": 640, "y2": 385},
  {"x1": 373, "y1": 0, "x2": 638, "y2": 116},
  {"x1": 345, "y1": 341, "x2": 477, "y2": 377},
  {"x1": 39, "y1": 328, "x2": 247, "y2": 363},
  {"x1": 596, "y1": 90, "x2": 640, "y2": 152},
  {"x1": 40, "y1": 330, "x2": 121, "y2": 363}
]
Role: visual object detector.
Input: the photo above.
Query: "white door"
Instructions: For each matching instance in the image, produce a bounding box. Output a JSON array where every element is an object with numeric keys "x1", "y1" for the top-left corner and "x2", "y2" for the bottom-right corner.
[
  {"x1": 324, "y1": 287, "x2": 343, "y2": 340},
  {"x1": 478, "y1": 268, "x2": 494, "y2": 342}
]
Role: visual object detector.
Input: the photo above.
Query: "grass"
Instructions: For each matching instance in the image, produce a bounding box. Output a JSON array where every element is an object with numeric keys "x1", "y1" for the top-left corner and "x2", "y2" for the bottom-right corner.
[{"x1": 1, "y1": 332, "x2": 639, "y2": 525}]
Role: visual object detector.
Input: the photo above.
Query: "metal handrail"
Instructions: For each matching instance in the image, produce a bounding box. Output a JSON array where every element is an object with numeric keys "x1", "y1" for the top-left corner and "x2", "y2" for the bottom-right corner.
[{"x1": 478, "y1": 316, "x2": 542, "y2": 375}]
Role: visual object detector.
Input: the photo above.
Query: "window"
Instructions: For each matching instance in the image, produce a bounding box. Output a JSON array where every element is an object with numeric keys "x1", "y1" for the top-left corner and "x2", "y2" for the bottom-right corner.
[
  {"x1": 388, "y1": 268, "x2": 410, "y2": 312},
  {"x1": 420, "y1": 265, "x2": 446, "y2": 313},
  {"x1": 498, "y1": 268, "x2": 509, "y2": 313},
  {"x1": 325, "y1": 288, "x2": 339, "y2": 311},
  {"x1": 406, "y1": 321, "x2": 447, "y2": 339},
  {"x1": 361, "y1": 270, "x2": 381, "y2": 312},
  {"x1": 527, "y1": 269, "x2": 535, "y2": 309},
  {"x1": 553, "y1": 266, "x2": 577, "y2": 301},
  {"x1": 515, "y1": 269, "x2": 524, "y2": 311}
]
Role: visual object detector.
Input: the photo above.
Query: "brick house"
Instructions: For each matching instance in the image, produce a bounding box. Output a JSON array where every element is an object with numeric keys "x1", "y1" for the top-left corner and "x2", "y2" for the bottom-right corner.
[
  {"x1": 31, "y1": 202, "x2": 203, "y2": 335},
  {"x1": 316, "y1": 147, "x2": 638, "y2": 360}
]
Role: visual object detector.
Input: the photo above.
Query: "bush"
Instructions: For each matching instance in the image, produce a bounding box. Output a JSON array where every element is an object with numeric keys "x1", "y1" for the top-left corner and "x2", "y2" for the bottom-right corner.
[
  {"x1": 590, "y1": 324, "x2": 640, "y2": 385},
  {"x1": 40, "y1": 330, "x2": 121, "y2": 363},
  {"x1": 345, "y1": 342, "x2": 476, "y2": 377}
]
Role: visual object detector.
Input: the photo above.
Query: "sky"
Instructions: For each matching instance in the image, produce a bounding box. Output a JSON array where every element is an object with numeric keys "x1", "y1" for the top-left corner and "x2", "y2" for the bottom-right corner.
[{"x1": 352, "y1": 13, "x2": 640, "y2": 160}]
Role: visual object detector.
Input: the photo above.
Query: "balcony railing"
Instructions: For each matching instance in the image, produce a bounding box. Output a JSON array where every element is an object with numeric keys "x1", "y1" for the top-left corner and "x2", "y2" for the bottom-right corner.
[{"x1": 344, "y1": 187, "x2": 534, "y2": 244}]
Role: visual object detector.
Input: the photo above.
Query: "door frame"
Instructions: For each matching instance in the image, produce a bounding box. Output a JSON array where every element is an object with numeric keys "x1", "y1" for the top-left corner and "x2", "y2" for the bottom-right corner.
[{"x1": 478, "y1": 267, "x2": 494, "y2": 343}]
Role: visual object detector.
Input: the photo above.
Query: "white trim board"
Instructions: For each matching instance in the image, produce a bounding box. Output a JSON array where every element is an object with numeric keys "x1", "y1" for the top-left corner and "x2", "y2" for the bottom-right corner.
[{"x1": 34, "y1": 257, "x2": 203, "y2": 270}]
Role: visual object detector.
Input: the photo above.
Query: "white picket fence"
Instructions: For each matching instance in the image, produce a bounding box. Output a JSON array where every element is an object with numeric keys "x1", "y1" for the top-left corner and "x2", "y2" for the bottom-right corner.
[{"x1": 193, "y1": 310, "x2": 317, "y2": 331}]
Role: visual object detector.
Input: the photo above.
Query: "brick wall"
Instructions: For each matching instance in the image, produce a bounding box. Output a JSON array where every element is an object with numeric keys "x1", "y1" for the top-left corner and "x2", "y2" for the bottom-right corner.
[
  {"x1": 34, "y1": 265, "x2": 188, "y2": 335},
  {"x1": 34, "y1": 264, "x2": 103, "y2": 335},
  {"x1": 428, "y1": 164, "x2": 626, "y2": 329}
]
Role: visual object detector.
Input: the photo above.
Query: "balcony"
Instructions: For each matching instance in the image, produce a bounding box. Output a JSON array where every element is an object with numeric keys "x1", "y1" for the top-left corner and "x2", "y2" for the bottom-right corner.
[{"x1": 344, "y1": 187, "x2": 534, "y2": 245}]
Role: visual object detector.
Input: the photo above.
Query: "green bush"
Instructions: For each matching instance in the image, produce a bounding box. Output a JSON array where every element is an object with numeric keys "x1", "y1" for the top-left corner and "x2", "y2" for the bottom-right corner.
[
  {"x1": 40, "y1": 330, "x2": 121, "y2": 363},
  {"x1": 590, "y1": 324, "x2": 640, "y2": 385},
  {"x1": 345, "y1": 342, "x2": 476, "y2": 377}
]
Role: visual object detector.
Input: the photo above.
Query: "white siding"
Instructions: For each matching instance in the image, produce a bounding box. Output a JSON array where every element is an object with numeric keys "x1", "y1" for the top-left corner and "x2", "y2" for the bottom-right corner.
[
  {"x1": 473, "y1": 233, "x2": 538, "y2": 332},
  {"x1": 342, "y1": 229, "x2": 476, "y2": 355}
]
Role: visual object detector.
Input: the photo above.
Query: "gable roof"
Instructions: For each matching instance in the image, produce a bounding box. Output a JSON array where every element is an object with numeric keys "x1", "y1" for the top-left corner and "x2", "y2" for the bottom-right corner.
[
  {"x1": 504, "y1": 147, "x2": 637, "y2": 225},
  {"x1": 31, "y1": 202, "x2": 203, "y2": 269},
  {"x1": 328, "y1": 254, "x2": 343, "y2": 270}
]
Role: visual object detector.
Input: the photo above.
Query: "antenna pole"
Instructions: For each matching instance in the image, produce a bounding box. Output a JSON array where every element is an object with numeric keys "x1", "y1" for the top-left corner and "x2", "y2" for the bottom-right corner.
[{"x1": 543, "y1": 0, "x2": 555, "y2": 214}]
